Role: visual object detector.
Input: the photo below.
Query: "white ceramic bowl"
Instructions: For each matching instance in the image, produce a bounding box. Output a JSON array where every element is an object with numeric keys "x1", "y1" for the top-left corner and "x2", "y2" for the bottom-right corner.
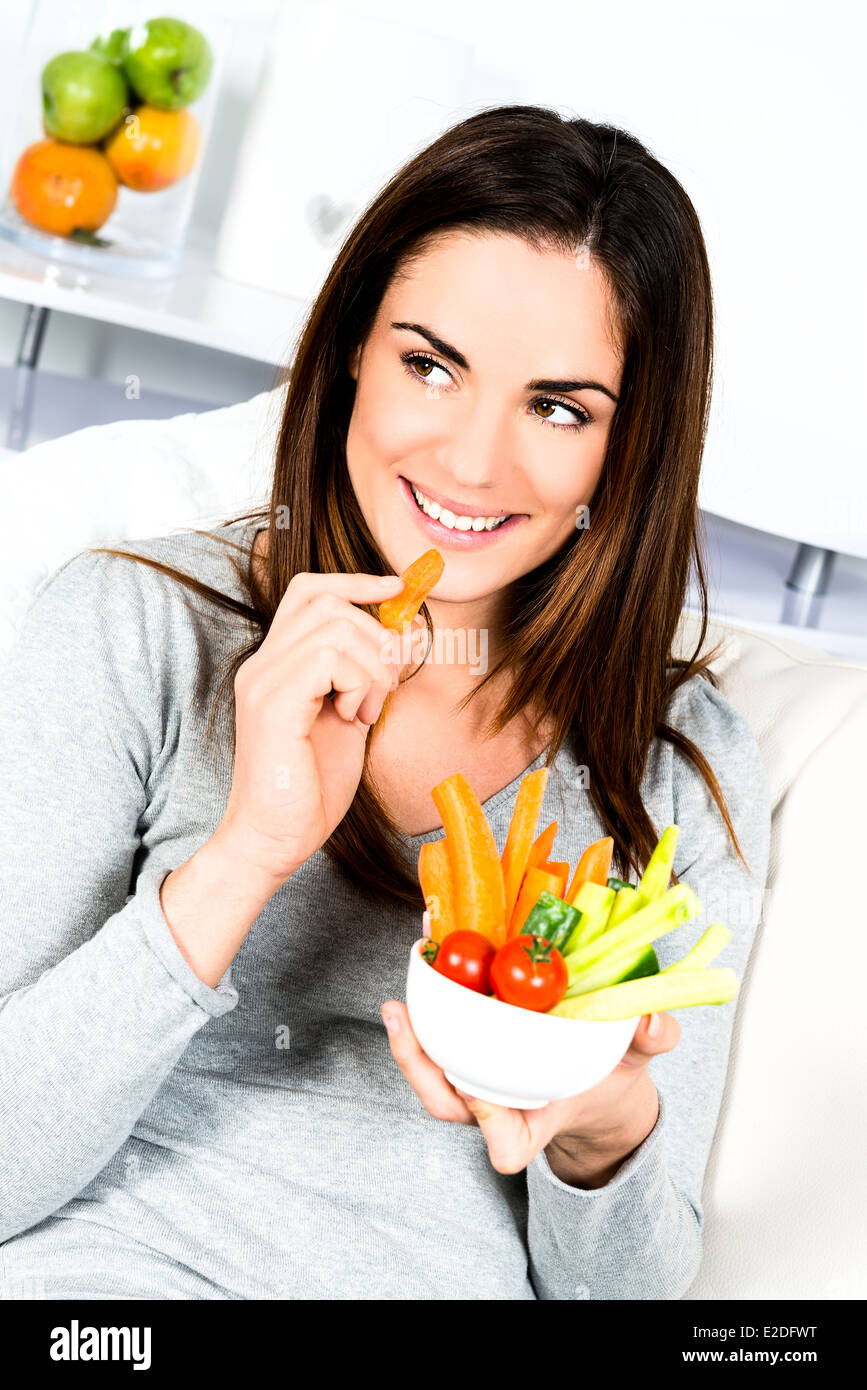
[{"x1": 406, "y1": 935, "x2": 642, "y2": 1109}]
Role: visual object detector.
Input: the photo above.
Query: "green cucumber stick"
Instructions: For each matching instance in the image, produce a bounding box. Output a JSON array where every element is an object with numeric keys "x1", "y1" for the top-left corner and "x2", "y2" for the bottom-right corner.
[
  {"x1": 615, "y1": 945, "x2": 659, "y2": 983},
  {"x1": 548, "y1": 967, "x2": 739, "y2": 1021},
  {"x1": 564, "y1": 884, "x2": 700, "y2": 998},
  {"x1": 661, "y1": 921, "x2": 731, "y2": 973},
  {"x1": 567, "y1": 883, "x2": 700, "y2": 976},
  {"x1": 606, "y1": 883, "x2": 638, "y2": 931},
  {"x1": 560, "y1": 882, "x2": 615, "y2": 955},
  {"x1": 635, "y1": 825, "x2": 679, "y2": 908}
]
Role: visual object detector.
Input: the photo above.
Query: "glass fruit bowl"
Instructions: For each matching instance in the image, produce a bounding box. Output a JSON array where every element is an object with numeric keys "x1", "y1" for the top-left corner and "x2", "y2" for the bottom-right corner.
[{"x1": 0, "y1": 0, "x2": 230, "y2": 278}]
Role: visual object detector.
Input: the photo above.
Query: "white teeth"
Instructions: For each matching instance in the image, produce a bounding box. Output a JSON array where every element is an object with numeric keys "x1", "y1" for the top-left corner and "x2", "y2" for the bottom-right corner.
[{"x1": 410, "y1": 482, "x2": 509, "y2": 531}]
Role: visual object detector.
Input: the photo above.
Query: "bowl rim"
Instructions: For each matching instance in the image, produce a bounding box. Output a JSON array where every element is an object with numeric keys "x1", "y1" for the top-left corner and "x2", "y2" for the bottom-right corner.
[{"x1": 409, "y1": 936, "x2": 642, "y2": 1031}]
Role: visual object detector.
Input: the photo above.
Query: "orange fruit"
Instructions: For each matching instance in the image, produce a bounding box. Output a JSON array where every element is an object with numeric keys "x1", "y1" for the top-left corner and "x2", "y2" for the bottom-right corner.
[
  {"x1": 10, "y1": 139, "x2": 118, "y2": 236},
  {"x1": 103, "y1": 106, "x2": 200, "y2": 192}
]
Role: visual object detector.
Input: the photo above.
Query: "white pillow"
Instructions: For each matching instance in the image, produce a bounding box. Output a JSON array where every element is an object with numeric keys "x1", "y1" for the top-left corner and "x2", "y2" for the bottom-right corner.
[{"x1": 0, "y1": 385, "x2": 286, "y2": 658}]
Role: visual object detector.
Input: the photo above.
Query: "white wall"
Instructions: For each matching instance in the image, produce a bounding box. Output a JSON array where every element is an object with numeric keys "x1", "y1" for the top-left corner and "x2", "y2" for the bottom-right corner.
[{"x1": 0, "y1": 0, "x2": 864, "y2": 554}]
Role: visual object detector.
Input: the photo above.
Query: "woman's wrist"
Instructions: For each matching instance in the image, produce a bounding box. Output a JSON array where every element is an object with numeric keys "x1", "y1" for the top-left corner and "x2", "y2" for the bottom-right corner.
[
  {"x1": 159, "y1": 833, "x2": 290, "y2": 990},
  {"x1": 544, "y1": 1077, "x2": 660, "y2": 1189}
]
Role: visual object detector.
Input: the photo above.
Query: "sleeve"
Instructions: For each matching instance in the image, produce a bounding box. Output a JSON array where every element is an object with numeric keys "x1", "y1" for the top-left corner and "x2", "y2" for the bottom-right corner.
[
  {"x1": 524, "y1": 676, "x2": 771, "y2": 1300},
  {"x1": 0, "y1": 549, "x2": 239, "y2": 1245}
]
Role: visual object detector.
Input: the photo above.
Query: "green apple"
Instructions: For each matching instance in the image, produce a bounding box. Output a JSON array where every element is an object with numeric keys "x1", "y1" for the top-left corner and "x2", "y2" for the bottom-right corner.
[
  {"x1": 41, "y1": 50, "x2": 129, "y2": 144},
  {"x1": 121, "y1": 18, "x2": 213, "y2": 110},
  {"x1": 90, "y1": 28, "x2": 130, "y2": 66}
]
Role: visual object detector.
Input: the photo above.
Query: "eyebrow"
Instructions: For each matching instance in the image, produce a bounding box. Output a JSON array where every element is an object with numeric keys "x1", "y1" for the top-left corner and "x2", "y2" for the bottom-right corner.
[{"x1": 390, "y1": 321, "x2": 620, "y2": 403}]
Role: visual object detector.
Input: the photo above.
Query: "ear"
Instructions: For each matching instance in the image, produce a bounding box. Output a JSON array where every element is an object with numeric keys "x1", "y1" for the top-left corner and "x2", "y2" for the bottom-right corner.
[{"x1": 347, "y1": 343, "x2": 361, "y2": 381}]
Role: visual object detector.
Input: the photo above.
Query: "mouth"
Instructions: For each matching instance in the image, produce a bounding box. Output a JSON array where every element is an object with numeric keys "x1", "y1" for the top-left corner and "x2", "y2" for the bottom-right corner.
[{"x1": 399, "y1": 475, "x2": 528, "y2": 547}]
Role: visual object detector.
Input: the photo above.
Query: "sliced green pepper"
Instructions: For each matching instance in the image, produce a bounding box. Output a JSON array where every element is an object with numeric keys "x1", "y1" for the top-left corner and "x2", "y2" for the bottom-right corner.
[{"x1": 519, "y1": 889, "x2": 581, "y2": 951}]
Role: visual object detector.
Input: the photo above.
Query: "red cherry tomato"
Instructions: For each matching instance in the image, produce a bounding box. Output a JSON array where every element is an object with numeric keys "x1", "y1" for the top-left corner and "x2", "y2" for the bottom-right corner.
[
  {"x1": 430, "y1": 930, "x2": 496, "y2": 994},
  {"x1": 490, "y1": 934, "x2": 568, "y2": 1012}
]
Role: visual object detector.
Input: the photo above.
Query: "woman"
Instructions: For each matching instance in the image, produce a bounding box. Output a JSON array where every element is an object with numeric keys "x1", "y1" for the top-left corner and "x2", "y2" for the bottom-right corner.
[{"x1": 0, "y1": 105, "x2": 769, "y2": 1300}]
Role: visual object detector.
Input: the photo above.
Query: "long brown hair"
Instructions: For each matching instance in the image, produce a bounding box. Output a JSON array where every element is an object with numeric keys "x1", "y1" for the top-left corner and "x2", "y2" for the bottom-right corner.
[{"x1": 91, "y1": 103, "x2": 748, "y2": 908}]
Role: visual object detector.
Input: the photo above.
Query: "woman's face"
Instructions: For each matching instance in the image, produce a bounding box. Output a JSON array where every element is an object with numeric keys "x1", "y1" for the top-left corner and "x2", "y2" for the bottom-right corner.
[{"x1": 346, "y1": 229, "x2": 623, "y2": 607}]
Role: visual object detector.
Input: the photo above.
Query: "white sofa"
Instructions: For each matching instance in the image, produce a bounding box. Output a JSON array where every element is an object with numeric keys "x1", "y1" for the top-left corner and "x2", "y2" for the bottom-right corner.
[{"x1": 2, "y1": 390, "x2": 865, "y2": 1300}]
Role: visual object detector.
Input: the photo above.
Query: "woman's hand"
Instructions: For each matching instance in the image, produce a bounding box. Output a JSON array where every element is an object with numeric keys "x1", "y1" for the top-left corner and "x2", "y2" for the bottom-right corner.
[
  {"x1": 215, "y1": 571, "x2": 416, "y2": 887},
  {"x1": 379, "y1": 1000, "x2": 681, "y2": 1178}
]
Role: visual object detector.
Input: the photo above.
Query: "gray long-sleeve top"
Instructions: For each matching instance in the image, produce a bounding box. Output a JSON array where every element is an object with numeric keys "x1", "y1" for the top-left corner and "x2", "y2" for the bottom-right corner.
[{"x1": 0, "y1": 520, "x2": 770, "y2": 1300}]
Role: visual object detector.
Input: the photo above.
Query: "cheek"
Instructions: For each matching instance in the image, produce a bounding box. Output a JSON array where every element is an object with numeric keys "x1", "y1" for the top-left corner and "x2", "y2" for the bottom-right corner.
[
  {"x1": 352, "y1": 374, "x2": 438, "y2": 462},
  {"x1": 532, "y1": 436, "x2": 606, "y2": 514}
]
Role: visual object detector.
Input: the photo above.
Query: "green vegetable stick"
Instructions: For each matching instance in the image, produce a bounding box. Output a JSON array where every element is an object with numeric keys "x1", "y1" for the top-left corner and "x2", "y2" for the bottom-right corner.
[
  {"x1": 564, "y1": 884, "x2": 700, "y2": 997},
  {"x1": 605, "y1": 883, "x2": 638, "y2": 931},
  {"x1": 567, "y1": 883, "x2": 700, "y2": 976},
  {"x1": 615, "y1": 945, "x2": 659, "y2": 983},
  {"x1": 635, "y1": 825, "x2": 679, "y2": 907},
  {"x1": 661, "y1": 921, "x2": 731, "y2": 973},
  {"x1": 561, "y1": 882, "x2": 615, "y2": 955},
  {"x1": 548, "y1": 967, "x2": 738, "y2": 1020}
]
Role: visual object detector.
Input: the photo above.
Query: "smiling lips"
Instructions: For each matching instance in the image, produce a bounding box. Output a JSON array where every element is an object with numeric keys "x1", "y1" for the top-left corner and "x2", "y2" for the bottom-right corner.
[{"x1": 406, "y1": 476, "x2": 521, "y2": 532}]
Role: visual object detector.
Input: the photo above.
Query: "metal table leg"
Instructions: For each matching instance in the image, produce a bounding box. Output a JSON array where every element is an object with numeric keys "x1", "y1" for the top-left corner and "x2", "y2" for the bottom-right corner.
[
  {"x1": 5, "y1": 303, "x2": 51, "y2": 452},
  {"x1": 781, "y1": 542, "x2": 837, "y2": 629}
]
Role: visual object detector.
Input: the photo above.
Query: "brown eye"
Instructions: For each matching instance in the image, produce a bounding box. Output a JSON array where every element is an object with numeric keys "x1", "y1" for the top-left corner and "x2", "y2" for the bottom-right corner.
[
  {"x1": 530, "y1": 396, "x2": 593, "y2": 431},
  {"x1": 400, "y1": 351, "x2": 452, "y2": 390}
]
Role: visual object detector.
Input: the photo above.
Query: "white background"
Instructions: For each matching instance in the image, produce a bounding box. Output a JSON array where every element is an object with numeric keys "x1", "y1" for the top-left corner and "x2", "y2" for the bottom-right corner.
[{"x1": 0, "y1": 0, "x2": 864, "y2": 557}]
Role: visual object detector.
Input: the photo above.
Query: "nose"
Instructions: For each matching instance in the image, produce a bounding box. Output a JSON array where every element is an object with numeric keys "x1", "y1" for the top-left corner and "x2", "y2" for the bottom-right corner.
[{"x1": 438, "y1": 393, "x2": 514, "y2": 494}]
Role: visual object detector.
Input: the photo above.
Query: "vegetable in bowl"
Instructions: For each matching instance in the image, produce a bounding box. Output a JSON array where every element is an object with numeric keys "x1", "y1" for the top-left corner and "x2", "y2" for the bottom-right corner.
[{"x1": 416, "y1": 768, "x2": 739, "y2": 1022}]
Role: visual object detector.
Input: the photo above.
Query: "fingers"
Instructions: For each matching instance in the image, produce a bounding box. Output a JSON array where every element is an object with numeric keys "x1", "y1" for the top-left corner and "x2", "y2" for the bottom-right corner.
[
  {"x1": 451, "y1": 1091, "x2": 555, "y2": 1174},
  {"x1": 244, "y1": 620, "x2": 396, "y2": 731},
  {"x1": 380, "y1": 1003, "x2": 563, "y2": 1174},
  {"x1": 379, "y1": 1002, "x2": 476, "y2": 1124},
  {"x1": 280, "y1": 588, "x2": 406, "y2": 662},
  {"x1": 254, "y1": 584, "x2": 430, "y2": 724},
  {"x1": 272, "y1": 571, "x2": 404, "y2": 633},
  {"x1": 618, "y1": 1011, "x2": 682, "y2": 1070}
]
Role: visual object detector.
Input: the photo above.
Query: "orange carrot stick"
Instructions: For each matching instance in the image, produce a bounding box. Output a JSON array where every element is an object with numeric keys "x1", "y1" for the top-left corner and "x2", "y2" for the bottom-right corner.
[
  {"x1": 526, "y1": 820, "x2": 558, "y2": 874},
  {"x1": 500, "y1": 767, "x2": 550, "y2": 924},
  {"x1": 431, "y1": 773, "x2": 506, "y2": 947},
  {"x1": 418, "y1": 838, "x2": 455, "y2": 943},
  {"x1": 378, "y1": 548, "x2": 444, "y2": 629},
  {"x1": 564, "y1": 836, "x2": 614, "y2": 905},
  {"x1": 508, "y1": 867, "x2": 566, "y2": 938},
  {"x1": 539, "y1": 861, "x2": 570, "y2": 896},
  {"x1": 372, "y1": 548, "x2": 444, "y2": 737},
  {"x1": 510, "y1": 821, "x2": 558, "y2": 921}
]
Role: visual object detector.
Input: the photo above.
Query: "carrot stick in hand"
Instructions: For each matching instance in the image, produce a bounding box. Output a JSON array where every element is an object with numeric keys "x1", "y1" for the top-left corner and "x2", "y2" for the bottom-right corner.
[
  {"x1": 372, "y1": 548, "x2": 444, "y2": 736},
  {"x1": 378, "y1": 548, "x2": 444, "y2": 629}
]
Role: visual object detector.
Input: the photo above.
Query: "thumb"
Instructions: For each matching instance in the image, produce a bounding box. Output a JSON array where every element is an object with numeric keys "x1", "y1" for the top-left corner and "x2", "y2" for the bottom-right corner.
[{"x1": 619, "y1": 1011, "x2": 681, "y2": 1069}]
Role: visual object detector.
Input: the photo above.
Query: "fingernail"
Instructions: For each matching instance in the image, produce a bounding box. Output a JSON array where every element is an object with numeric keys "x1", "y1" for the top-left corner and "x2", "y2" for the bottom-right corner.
[
  {"x1": 379, "y1": 575, "x2": 403, "y2": 587},
  {"x1": 381, "y1": 1009, "x2": 399, "y2": 1035},
  {"x1": 648, "y1": 1012, "x2": 662, "y2": 1038}
]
